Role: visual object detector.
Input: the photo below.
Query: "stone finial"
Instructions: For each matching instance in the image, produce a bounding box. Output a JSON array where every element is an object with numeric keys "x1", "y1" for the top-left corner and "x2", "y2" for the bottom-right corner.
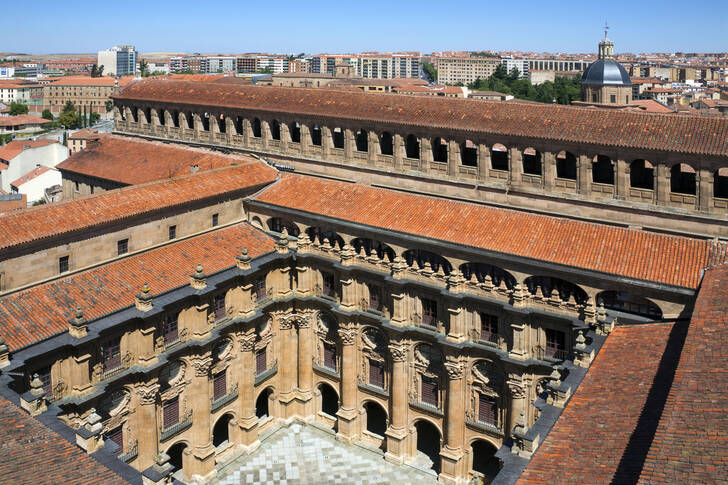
[
  {"x1": 0, "y1": 335, "x2": 8, "y2": 368},
  {"x1": 572, "y1": 329, "x2": 594, "y2": 367},
  {"x1": 30, "y1": 374, "x2": 45, "y2": 397},
  {"x1": 483, "y1": 274, "x2": 494, "y2": 290},
  {"x1": 135, "y1": 282, "x2": 153, "y2": 312},
  {"x1": 68, "y1": 307, "x2": 88, "y2": 338},
  {"x1": 143, "y1": 452, "x2": 174, "y2": 484},
  {"x1": 20, "y1": 373, "x2": 47, "y2": 416},
  {"x1": 276, "y1": 228, "x2": 290, "y2": 254},
  {"x1": 420, "y1": 261, "x2": 434, "y2": 277},
  {"x1": 340, "y1": 243, "x2": 356, "y2": 265},
  {"x1": 75, "y1": 408, "x2": 104, "y2": 453},
  {"x1": 584, "y1": 297, "x2": 597, "y2": 325},
  {"x1": 549, "y1": 288, "x2": 562, "y2": 305},
  {"x1": 575, "y1": 330, "x2": 586, "y2": 350},
  {"x1": 597, "y1": 302, "x2": 607, "y2": 321},
  {"x1": 190, "y1": 264, "x2": 207, "y2": 290},
  {"x1": 447, "y1": 269, "x2": 465, "y2": 294},
  {"x1": 322, "y1": 237, "x2": 332, "y2": 250},
  {"x1": 390, "y1": 256, "x2": 408, "y2": 279},
  {"x1": 549, "y1": 368, "x2": 562, "y2": 387},
  {"x1": 296, "y1": 231, "x2": 311, "y2": 253},
  {"x1": 236, "y1": 247, "x2": 252, "y2": 270},
  {"x1": 511, "y1": 283, "x2": 527, "y2": 307},
  {"x1": 498, "y1": 277, "x2": 509, "y2": 292}
]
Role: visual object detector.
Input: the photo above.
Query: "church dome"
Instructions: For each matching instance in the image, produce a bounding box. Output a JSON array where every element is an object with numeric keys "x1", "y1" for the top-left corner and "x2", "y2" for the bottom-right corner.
[{"x1": 582, "y1": 59, "x2": 631, "y2": 86}]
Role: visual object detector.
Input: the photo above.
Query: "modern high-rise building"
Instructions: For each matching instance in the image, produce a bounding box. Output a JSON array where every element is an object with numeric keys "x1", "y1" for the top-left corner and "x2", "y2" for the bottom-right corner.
[
  {"x1": 97, "y1": 45, "x2": 138, "y2": 76},
  {"x1": 311, "y1": 53, "x2": 420, "y2": 79}
]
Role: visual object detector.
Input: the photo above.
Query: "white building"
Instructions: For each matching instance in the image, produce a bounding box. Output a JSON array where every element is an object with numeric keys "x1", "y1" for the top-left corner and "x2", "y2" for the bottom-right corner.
[
  {"x1": 207, "y1": 57, "x2": 237, "y2": 73},
  {"x1": 10, "y1": 165, "x2": 62, "y2": 204},
  {"x1": 501, "y1": 58, "x2": 529, "y2": 78},
  {"x1": 97, "y1": 45, "x2": 138, "y2": 76},
  {"x1": 0, "y1": 140, "x2": 69, "y2": 193}
]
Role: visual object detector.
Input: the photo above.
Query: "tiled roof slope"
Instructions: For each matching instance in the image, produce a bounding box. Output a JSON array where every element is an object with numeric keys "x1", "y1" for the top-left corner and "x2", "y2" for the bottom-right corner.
[
  {"x1": 0, "y1": 139, "x2": 58, "y2": 163},
  {"x1": 0, "y1": 162, "x2": 277, "y2": 252},
  {"x1": 516, "y1": 322, "x2": 678, "y2": 484},
  {"x1": 637, "y1": 264, "x2": 728, "y2": 483},
  {"x1": 251, "y1": 175, "x2": 727, "y2": 289},
  {"x1": 0, "y1": 114, "x2": 51, "y2": 127},
  {"x1": 0, "y1": 223, "x2": 274, "y2": 352},
  {"x1": 0, "y1": 395, "x2": 122, "y2": 485},
  {"x1": 115, "y1": 79, "x2": 728, "y2": 157},
  {"x1": 56, "y1": 134, "x2": 259, "y2": 185}
]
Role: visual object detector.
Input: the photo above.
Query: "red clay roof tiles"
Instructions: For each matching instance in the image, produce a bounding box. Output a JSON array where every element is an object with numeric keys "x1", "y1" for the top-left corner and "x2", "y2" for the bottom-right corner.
[
  {"x1": 115, "y1": 79, "x2": 728, "y2": 157},
  {"x1": 0, "y1": 223, "x2": 274, "y2": 352},
  {"x1": 252, "y1": 175, "x2": 725, "y2": 289},
  {"x1": 0, "y1": 139, "x2": 59, "y2": 163},
  {"x1": 0, "y1": 162, "x2": 277, "y2": 253}
]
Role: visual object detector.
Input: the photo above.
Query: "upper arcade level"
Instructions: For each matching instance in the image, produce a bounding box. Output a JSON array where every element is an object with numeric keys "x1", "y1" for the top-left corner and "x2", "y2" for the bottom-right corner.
[{"x1": 112, "y1": 79, "x2": 728, "y2": 238}]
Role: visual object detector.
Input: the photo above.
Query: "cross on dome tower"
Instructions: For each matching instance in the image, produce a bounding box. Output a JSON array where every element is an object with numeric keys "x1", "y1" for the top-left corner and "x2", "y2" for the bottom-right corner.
[{"x1": 598, "y1": 22, "x2": 614, "y2": 60}]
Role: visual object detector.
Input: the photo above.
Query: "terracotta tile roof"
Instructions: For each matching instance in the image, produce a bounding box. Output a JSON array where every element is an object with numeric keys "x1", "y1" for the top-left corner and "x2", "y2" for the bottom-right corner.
[
  {"x1": 0, "y1": 139, "x2": 59, "y2": 163},
  {"x1": 114, "y1": 79, "x2": 728, "y2": 157},
  {"x1": 56, "y1": 134, "x2": 264, "y2": 185},
  {"x1": 47, "y1": 76, "x2": 118, "y2": 87},
  {"x1": 0, "y1": 161, "x2": 277, "y2": 252},
  {"x1": 252, "y1": 175, "x2": 727, "y2": 289},
  {"x1": 630, "y1": 99, "x2": 676, "y2": 114},
  {"x1": 9, "y1": 165, "x2": 53, "y2": 188},
  {"x1": 517, "y1": 322, "x2": 679, "y2": 485},
  {"x1": 0, "y1": 223, "x2": 274, "y2": 352},
  {"x1": 0, "y1": 395, "x2": 123, "y2": 485},
  {"x1": 68, "y1": 128, "x2": 101, "y2": 140},
  {"x1": 0, "y1": 114, "x2": 50, "y2": 128},
  {"x1": 637, "y1": 263, "x2": 728, "y2": 483}
]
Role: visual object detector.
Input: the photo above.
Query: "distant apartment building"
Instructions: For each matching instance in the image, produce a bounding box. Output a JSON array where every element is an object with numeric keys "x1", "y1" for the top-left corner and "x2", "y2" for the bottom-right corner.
[
  {"x1": 311, "y1": 53, "x2": 420, "y2": 79},
  {"x1": 97, "y1": 45, "x2": 138, "y2": 76},
  {"x1": 42, "y1": 76, "x2": 131, "y2": 113},
  {"x1": 207, "y1": 56, "x2": 237, "y2": 72},
  {"x1": 0, "y1": 80, "x2": 44, "y2": 105},
  {"x1": 67, "y1": 129, "x2": 102, "y2": 153},
  {"x1": 145, "y1": 60, "x2": 170, "y2": 75},
  {"x1": 437, "y1": 56, "x2": 500, "y2": 85},
  {"x1": 170, "y1": 56, "x2": 209, "y2": 73},
  {"x1": 43, "y1": 58, "x2": 96, "y2": 74},
  {"x1": 501, "y1": 58, "x2": 529, "y2": 77},
  {"x1": 0, "y1": 63, "x2": 43, "y2": 78},
  {"x1": 526, "y1": 58, "x2": 589, "y2": 73},
  {"x1": 235, "y1": 55, "x2": 290, "y2": 74}
]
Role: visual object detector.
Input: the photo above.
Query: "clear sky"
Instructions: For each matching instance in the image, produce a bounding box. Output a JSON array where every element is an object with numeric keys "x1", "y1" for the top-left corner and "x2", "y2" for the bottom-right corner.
[{"x1": 2, "y1": 0, "x2": 726, "y2": 55}]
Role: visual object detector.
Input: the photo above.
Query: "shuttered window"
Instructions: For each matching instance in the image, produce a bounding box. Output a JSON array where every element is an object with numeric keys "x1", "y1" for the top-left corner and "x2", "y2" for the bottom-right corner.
[
  {"x1": 107, "y1": 426, "x2": 123, "y2": 454},
  {"x1": 163, "y1": 397, "x2": 179, "y2": 429},
  {"x1": 322, "y1": 271, "x2": 336, "y2": 297},
  {"x1": 480, "y1": 313, "x2": 498, "y2": 343},
  {"x1": 163, "y1": 315, "x2": 178, "y2": 345},
  {"x1": 255, "y1": 278, "x2": 267, "y2": 301},
  {"x1": 102, "y1": 337, "x2": 121, "y2": 371},
  {"x1": 213, "y1": 371, "x2": 226, "y2": 400},
  {"x1": 213, "y1": 294, "x2": 226, "y2": 320},
  {"x1": 369, "y1": 360, "x2": 384, "y2": 388},
  {"x1": 478, "y1": 394, "x2": 497, "y2": 426},
  {"x1": 324, "y1": 343, "x2": 337, "y2": 370},
  {"x1": 368, "y1": 284, "x2": 382, "y2": 311},
  {"x1": 545, "y1": 328, "x2": 566, "y2": 359},
  {"x1": 256, "y1": 349, "x2": 267, "y2": 375},
  {"x1": 421, "y1": 376, "x2": 438, "y2": 406},
  {"x1": 421, "y1": 298, "x2": 437, "y2": 326}
]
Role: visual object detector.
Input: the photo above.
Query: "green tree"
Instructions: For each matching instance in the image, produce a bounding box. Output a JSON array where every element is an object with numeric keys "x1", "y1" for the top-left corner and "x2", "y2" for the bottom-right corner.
[
  {"x1": 32, "y1": 199, "x2": 46, "y2": 206},
  {"x1": 90, "y1": 64, "x2": 104, "y2": 77},
  {"x1": 89, "y1": 111, "x2": 100, "y2": 125},
  {"x1": 105, "y1": 100, "x2": 113, "y2": 112},
  {"x1": 62, "y1": 130, "x2": 67, "y2": 145},
  {"x1": 257, "y1": 66, "x2": 274, "y2": 74},
  {"x1": 82, "y1": 106, "x2": 87, "y2": 128},
  {"x1": 59, "y1": 101, "x2": 80, "y2": 128},
  {"x1": 41, "y1": 109, "x2": 54, "y2": 120},
  {"x1": 422, "y1": 62, "x2": 437, "y2": 83},
  {"x1": 139, "y1": 59, "x2": 149, "y2": 77},
  {"x1": 9, "y1": 102, "x2": 29, "y2": 115}
]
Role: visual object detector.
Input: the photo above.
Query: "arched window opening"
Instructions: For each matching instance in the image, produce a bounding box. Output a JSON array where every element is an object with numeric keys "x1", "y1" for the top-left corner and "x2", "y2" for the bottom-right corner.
[
  {"x1": 319, "y1": 383, "x2": 339, "y2": 417},
  {"x1": 310, "y1": 124, "x2": 322, "y2": 146},
  {"x1": 630, "y1": 159, "x2": 654, "y2": 190},
  {"x1": 432, "y1": 137, "x2": 448, "y2": 163},
  {"x1": 157, "y1": 109, "x2": 166, "y2": 126},
  {"x1": 415, "y1": 420, "x2": 441, "y2": 473},
  {"x1": 522, "y1": 148, "x2": 542, "y2": 175},
  {"x1": 715, "y1": 168, "x2": 728, "y2": 199},
  {"x1": 289, "y1": 122, "x2": 301, "y2": 143},
  {"x1": 471, "y1": 440, "x2": 502, "y2": 481},
  {"x1": 402, "y1": 249, "x2": 452, "y2": 274},
  {"x1": 200, "y1": 113, "x2": 210, "y2": 131},
  {"x1": 234, "y1": 116, "x2": 243, "y2": 135},
  {"x1": 355, "y1": 130, "x2": 368, "y2": 152},
  {"x1": 270, "y1": 119, "x2": 281, "y2": 140},
  {"x1": 364, "y1": 401, "x2": 387, "y2": 437},
  {"x1": 216, "y1": 115, "x2": 225, "y2": 133},
  {"x1": 251, "y1": 118, "x2": 262, "y2": 138},
  {"x1": 596, "y1": 291, "x2": 663, "y2": 319},
  {"x1": 459, "y1": 263, "x2": 516, "y2": 289},
  {"x1": 267, "y1": 217, "x2": 301, "y2": 237},
  {"x1": 184, "y1": 112, "x2": 194, "y2": 130},
  {"x1": 212, "y1": 414, "x2": 233, "y2": 447},
  {"x1": 256, "y1": 387, "x2": 273, "y2": 418},
  {"x1": 332, "y1": 127, "x2": 344, "y2": 149},
  {"x1": 671, "y1": 163, "x2": 696, "y2": 195},
  {"x1": 130, "y1": 108, "x2": 139, "y2": 123},
  {"x1": 380, "y1": 132, "x2": 393, "y2": 156},
  {"x1": 305, "y1": 227, "x2": 344, "y2": 248},
  {"x1": 461, "y1": 140, "x2": 478, "y2": 167},
  {"x1": 351, "y1": 238, "x2": 395, "y2": 261},
  {"x1": 524, "y1": 276, "x2": 587, "y2": 304},
  {"x1": 143, "y1": 107, "x2": 151, "y2": 124},
  {"x1": 171, "y1": 111, "x2": 180, "y2": 128},
  {"x1": 405, "y1": 134, "x2": 420, "y2": 159},
  {"x1": 167, "y1": 442, "x2": 187, "y2": 471},
  {"x1": 556, "y1": 151, "x2": 577, "y2": 180},
  {"x1": 592, "y1": 155, "x2": 614, "y2": 184},
  {"x1": 491, "y1": 144, "x2": 508, "y2": 171}
]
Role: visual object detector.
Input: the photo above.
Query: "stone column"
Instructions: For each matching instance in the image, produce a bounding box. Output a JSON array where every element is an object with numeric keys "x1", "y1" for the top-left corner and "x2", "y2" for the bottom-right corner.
[
  {"x1": 297, "y1": 314, "x2": 314, "y2": 414},
  {"x1": 133, "y1": 381, "x2": 160, "y2": 470},
  {"x1": 698, "y1": 168, "x2": 713, "y2": 212},
  {"x1": 577, "y1": 155, "x2": 591, "y2": 195},
  {"x1": 384, "y1": 340, "x2": 408, "y2": 464},
  {"x1": 242, "y1": 119, "x2": 251, "y2": 147},
  {"x1": 656, "y1": 163, "x2": 670, "y2": 206},
  {"x1": 344, "y1": 129, "x2": 354, "y2": 160},
  {"x1": 336, "y1": 323, "x2": 359, "y2": 443},
  {"x1": 261, "y1": 121, "x2": 271, "y2": 150},
  {"x1": 615, "y1": 158, "x2": 628, "y2": 199},
  {"x1": 478, "y1": 144, "x2": 489, "y2": 181},
  {"x1": 447, "y1": 140, "x2": 460, "y2": 177},
  {"x1": 507, "y1": 376, "x2": 527, "y2": 434},
  {"x1": 440, "y1": 357, "x2": 466, "y2": 484},
  {"x1": 393, "y1": 134, "x2": 404, "y2": 170},
  {"x1": 225, "y1": 117, "x2": 234, "y2": 145},
  {"x1": 280, "y1": 122, "x2": 290, "y2": 153},
  {"x1": 322, "y1": 126, "x2": 332, "y2": 159},
  {"x1": 367, "y1": 131, "x2": 379, "y2": 165},
  {"x1": 186, "y1": 354, "x2": 216, "y2": 482},
  {"x1": 277, "y1": 314, "x2": 297, "y2": 416},
  {"x1": 509, "y1": 147, "x2": 522, "y2": 184},
  {"x1": 300, "y1": 124, "x2": 311, "y2": 156},
  {"x1": 237, "y1": 331, "x2": 259, "y2": 449},
  {"x1": 419, "y1": 137, "x2": 432, "y2": 174},
  {"x1": 543, "y1": 151, "x2": 556, "y2": 191}
]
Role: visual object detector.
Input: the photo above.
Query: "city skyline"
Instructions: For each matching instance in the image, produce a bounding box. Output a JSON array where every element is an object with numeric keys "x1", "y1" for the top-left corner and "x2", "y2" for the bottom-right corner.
[{"x1": 2, "y1": 0, "x2": 727, "y2": 55}]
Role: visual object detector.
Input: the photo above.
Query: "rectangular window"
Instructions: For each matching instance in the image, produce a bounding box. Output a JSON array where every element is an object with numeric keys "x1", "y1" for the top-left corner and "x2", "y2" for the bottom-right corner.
[
  {"x1": 421, "y1": 298, "x2": 437, "y2": 326},
  {"x1": 168, "y1": 225, "x2": 176, "y2": 240},
  {"x1": 480, "y1": 313, "x2": 498, "y2": 343},
  {"x1": 213, "y1": 370, "x2": 226, "y2": 400},
  {"x1": 212, "y1": 213, "x2": 219, "y2": 227},
  {"x1": 369, "y1": 360, "x2": 385, "y2": 388},
  {"x1": 163, "y1": 314, "x2": 178, "y2": 345},
  {"x1": 117, "y1": 238, "x2": 128, "y2": 256},
  {"x1": 478, "y1": 394, "x2": 497, "y2": 425},
  {"x1": 368, "y1": 284, "x2": 382, "y2": 311},
  {"x1": 592, "y1": 93, "x2": 597, "y2": 103},
  {"x1": 545, "y1": 328, "x2": 566, "y2": 359},
  {"x1": 213, "y1": 294, "x2": 226, "y2": 320},
  {"x1": 102, "y1": 336, "x2": 121, "y2": 371},
  {"x1": 322, "y1": 271, "x2": 336, "y2": 298},
  {"x1": 323, "y1": 343, "x2": 337, "y2": 370},
  {"x1": 107, "y1": 426, "x2": 124, "y2": 454},
  {"x1": 421, "y1": 376, "x2": 438, "y2": 406},
  {"x1": 256, "y1": 348, "x2": 267, "y2": 375},
  {"x1": 163, "y1": 397, "x2": 179, "y2": 429},
  {"x1": 254, "y1": 277, "x2": 267, "y2": 301},
  {"x1": 59, "y1": 255, "x2": 69, "y2": 274},
  {"x1": 610, "y1": 94, "x2": 616, "y2": 103}
]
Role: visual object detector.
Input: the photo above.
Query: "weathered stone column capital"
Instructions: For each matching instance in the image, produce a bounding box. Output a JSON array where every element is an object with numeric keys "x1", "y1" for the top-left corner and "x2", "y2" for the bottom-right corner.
[
  {"x1": 135, "y1": 381, "x2": 160, "y2": 405},
  {"x1": 190, "y1": 355, "x2": 213, "y2": 377},
  {"x1": 239, "y1": 332, "x2": 256, "y2": 353},
  {"x1": 338, "y1": 325, "x2": 358, "y2": 346},
  {"x1": 388, "y1": 341, "x2": 408, "y2": 362},
  {"x1": 444, "y1": 357, "x2": 465, "y2": 380}
]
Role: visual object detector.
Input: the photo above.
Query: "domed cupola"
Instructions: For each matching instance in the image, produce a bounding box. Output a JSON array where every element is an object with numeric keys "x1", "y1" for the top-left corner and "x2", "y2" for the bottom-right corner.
[{"x1": 581, "y1": 24, "x2": 632, "y2": 105}]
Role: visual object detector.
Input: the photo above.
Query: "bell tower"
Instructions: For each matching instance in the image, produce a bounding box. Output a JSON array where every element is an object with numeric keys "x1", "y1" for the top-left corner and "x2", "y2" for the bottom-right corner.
[{"x1": 598, "y1": 23, "x2": 614, "y2": 60}]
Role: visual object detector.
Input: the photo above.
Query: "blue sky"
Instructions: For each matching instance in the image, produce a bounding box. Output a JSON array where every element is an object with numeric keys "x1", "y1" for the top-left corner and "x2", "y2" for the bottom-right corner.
[{"x1": 2, "y1": 0, "x2": 726, "y2": 54}]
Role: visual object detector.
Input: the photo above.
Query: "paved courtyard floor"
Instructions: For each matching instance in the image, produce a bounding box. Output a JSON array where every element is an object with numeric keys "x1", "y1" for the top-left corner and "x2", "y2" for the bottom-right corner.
[{"x1": 211, "y1": 423, "x2": 438, "y2": 485}]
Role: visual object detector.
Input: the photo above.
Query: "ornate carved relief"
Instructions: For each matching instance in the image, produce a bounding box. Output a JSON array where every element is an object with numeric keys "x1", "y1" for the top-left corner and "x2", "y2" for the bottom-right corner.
[
  {"x1": 190, "y1": 355, "x2": 213, "y2": 377},
  {"x1": 388, "y1": 341, "x2": 408, "y2": 362},
  {"x1": 135, "y1": 382, "x2": 160, "y2": 405},
  {"x1": 444, "y1": 357, "x2": 465, "y2": 380},
  {"x1": 338, "y1": 326, "x2": 357, "y2": 346}
]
